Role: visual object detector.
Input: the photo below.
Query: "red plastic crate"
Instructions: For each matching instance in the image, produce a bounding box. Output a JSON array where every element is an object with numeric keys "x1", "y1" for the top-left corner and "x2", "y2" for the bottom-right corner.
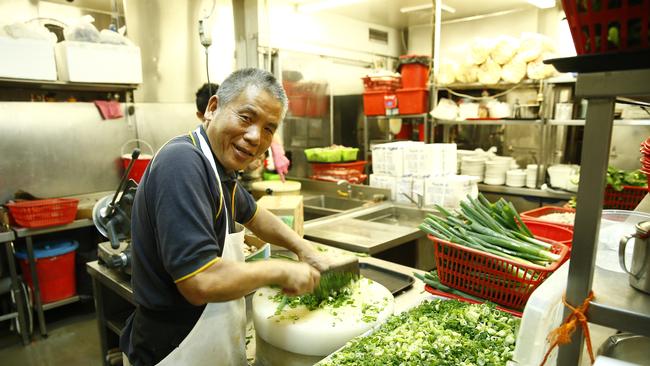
[
  {"x1": 603, "y1": 185, "x2": 649, "y2": 210},
  {"x1": 429, "y1": 234, "x2": 569, "y2": 309},
  {"x1": 363, "y1": 90, "x2": 393, "y2": 116},
  {"x1": 396, "y1": 88, "x2": 429, "y2": 115},
  {"x1": 521, "y1": 206, "x2": 576, "y2": 230},
  {"x1": 561, "y1": 0, "x2": 650, "y2": 55},
  {"x1": 6, "y1": 199, "x2": 79, "y2": 228},
  {"x1": 289, "y1": 94, "x2": 308, "y2": 116},
  {"x1": 524, "y1": 220, "x2": 574, "y2": 248}
]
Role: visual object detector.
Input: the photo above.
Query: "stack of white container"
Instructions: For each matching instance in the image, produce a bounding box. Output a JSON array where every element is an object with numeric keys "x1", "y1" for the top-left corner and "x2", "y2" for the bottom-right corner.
[
  {"x1": 370, "y1": 141, "x2": 478, "y2": 208},
  {"x1": 484, "y1": 156, "x2": 515, "y2": 185}
]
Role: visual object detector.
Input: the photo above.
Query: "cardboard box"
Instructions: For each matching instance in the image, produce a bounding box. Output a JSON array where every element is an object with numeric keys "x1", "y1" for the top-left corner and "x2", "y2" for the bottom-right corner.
[
  {"x1": 55, "y1": 41, "x2": 142, "y2": 83},
  {"x1": 256, "y1": 195, "x2": 304, "y2": 237},
  {"x1": 369, "y1": 174, "x2": 397, "y2": 201},
  {"x1": 0, "y1": 37, "x2": 56, "y2": 80}
]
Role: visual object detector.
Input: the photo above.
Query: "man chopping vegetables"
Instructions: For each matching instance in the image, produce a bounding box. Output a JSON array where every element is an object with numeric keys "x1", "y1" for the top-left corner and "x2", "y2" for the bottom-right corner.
[{"x1": 120, "y1": 68, "x2": 330, "y2": 366}]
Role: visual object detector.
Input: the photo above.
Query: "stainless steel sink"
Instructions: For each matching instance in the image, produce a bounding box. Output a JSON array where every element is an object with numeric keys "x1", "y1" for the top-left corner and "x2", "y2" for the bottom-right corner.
[
  {"x1": 303, "y1": 195, "x2": 371, "y2": 211},
  {"x1": 352, "y1": 206, "x2": 436, "y2": 227}
]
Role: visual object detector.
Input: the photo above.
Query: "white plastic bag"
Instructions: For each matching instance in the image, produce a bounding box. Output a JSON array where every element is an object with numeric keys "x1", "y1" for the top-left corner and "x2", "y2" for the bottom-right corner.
[
  {"x1": 99, "y1": 29, "x2": 131, "y2": 45},
  {"x1": 3, "y1": 22, "x2": 56, "y2": 42},
  {"x1": 455, "y1": 59, "x2": 479, "y2": 83},
  {"x1": 477, "y1": 57, "x2": 502, "y2": 85},
  {"x1": 64, "y1": 15, "x2": 100, "y2": 43},
  {"x1": 491, "y1": 36, "x2": 520, "y2": 65},
  {"x1": 527, "y1": 53, "x2": 557, "y2": 80},
  {"x1": 430, "y1": 98, "x2": 459, "y2": 120},
  {"x1": 470, "y1": 38, "x2": 494, "y2": 65},
  {"x1": 517, "y1": 32, "x2": 543, "y2": 62},
  {"x1": 501, "y1": 57, "x2": 527, "y2": 83},
  {"x1": 436, "y1": 59, "x2": 458, "y2": 85}
]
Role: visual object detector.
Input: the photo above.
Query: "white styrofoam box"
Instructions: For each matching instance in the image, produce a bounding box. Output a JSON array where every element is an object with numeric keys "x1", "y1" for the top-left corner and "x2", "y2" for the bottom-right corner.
[
  {"x1": 369, "y1": 174, "x2": 396, "y2": 201},
  {"x1": 370, "y1": 145, "x2": 387, "y2": 174},
  {"x1": 0, "y1": 37, "x2": 56, "y2": 81},
  {"x1": 403, "y1": 144, "x2": 428, "y2": 176},
  {"x1": 424, "y1": 175, "x2": 478, "y2": 209},
  {"x1": 55, "y1": 41, "x2": 143, "y2": 83},
  {"x1": 512, "y1": 262, "x2": 569, "y2": 366}
]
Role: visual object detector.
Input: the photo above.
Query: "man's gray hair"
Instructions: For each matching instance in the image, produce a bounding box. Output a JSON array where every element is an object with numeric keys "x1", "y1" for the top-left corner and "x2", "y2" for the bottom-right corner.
[{"x1": 217, "y1": 68, "x2": 288, "y2": 117}]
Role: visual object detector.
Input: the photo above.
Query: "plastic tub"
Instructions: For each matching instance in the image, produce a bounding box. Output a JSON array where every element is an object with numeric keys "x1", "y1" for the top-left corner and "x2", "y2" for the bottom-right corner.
[
  {"x1": 398, "y1": 55, "x2": 430, "y2": 88},
  {"x1": 521, "y1": 206, "x2": 576, "y2": 230},
  {"x1": 396, "y1": 88, "x2": 429, "y2": 115},
  {"x1": 15, "y1": 240, "x2": 79, "y2": 303},
  {"x1": 524, "y1": 220, "x2": 574, "y2": 248},
  {"x1": 289, "y1": 94, "x2": 307, "y2": 116},
  {"x1": 121, "y1": 139, "x2": 154, "y2": 183}
]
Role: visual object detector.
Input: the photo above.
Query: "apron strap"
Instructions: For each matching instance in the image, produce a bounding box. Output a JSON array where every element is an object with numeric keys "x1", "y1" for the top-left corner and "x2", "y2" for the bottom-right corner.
[{"x1": 194, "y1": 127, "x2": 230, "y2": 234}]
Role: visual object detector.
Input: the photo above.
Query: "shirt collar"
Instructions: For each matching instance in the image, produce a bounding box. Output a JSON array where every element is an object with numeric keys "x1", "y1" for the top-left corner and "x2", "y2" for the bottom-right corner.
[{"x1": 198, "y1": 125, "x2": 238, "y2": 182}]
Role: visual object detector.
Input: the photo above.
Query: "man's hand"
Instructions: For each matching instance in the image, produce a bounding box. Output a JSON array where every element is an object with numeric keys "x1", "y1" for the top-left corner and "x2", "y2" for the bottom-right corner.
[
  {"x1": 297, "y1": 242, "x2": 332, "y2": 273},
  {"x1": 279, "y1": 261, "x2": 321, "y2": 296}
]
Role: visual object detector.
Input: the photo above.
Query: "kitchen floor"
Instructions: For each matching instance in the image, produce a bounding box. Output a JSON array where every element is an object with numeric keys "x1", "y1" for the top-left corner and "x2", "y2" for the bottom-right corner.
[{"x1": 0, "y1": 300, "x2": 102, "y2": 366}]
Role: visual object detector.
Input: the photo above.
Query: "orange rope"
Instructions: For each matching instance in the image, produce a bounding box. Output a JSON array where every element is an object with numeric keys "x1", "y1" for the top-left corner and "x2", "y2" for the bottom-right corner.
[{"x1": 539, "y1": 291, "x2": 596, "y2": 366}]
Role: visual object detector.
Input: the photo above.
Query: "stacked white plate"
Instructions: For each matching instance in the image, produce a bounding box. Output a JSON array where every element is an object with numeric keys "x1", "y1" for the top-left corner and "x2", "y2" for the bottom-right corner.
[
  {"x1": 526, "y1": 164, "x2": 539, "y2": 188},
  {"x1": 456, "y1": 150, "x2": 477, "y2": 174},
  {"x1": 460, "y1": 156, "x2": 486, "y2": 181},
  {"x1": 484, "y1": 157, "x2": 514, "y2": 185},
  {"x1": 506, "y1": 169, "x2": 527, "y2": 187}
]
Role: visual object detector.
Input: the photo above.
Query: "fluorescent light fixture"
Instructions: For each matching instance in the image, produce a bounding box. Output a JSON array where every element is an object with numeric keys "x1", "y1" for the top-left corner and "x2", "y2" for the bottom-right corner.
[
  {"x1": 400, "y1": 3, "x2": 456, "y2": 14},
  {"x1": 525, "y1": 0, "x2": 556, "y2": 9},
  {"x1": 296, "y1": 0, "x2": 367, "y2": 13}
]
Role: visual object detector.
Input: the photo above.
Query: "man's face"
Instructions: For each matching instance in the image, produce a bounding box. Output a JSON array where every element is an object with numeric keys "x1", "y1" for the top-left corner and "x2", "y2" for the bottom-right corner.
[{"x1": 205, "y1": 86, "x2": 282, "y2": 172}]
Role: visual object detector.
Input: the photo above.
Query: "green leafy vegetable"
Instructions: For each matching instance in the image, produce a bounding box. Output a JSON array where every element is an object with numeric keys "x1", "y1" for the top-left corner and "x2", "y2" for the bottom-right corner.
[
  {"x1": 320, "y1": 300, "x2": 519, "y2": 366},
  {"x1": 607, "y1": 166, "x2": 647, "y2": 191}
]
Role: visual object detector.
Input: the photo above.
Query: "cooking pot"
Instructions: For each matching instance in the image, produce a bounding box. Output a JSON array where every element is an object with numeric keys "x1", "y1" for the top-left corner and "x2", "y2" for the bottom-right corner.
[{"x1": 619, "y1": 220, "x2": 650, "y2": 294}]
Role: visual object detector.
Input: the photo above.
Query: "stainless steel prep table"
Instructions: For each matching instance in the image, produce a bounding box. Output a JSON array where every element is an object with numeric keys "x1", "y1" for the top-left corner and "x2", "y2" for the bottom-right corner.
[{"x1": 86, "y1": 249, "x2": 432, "y2": 365}]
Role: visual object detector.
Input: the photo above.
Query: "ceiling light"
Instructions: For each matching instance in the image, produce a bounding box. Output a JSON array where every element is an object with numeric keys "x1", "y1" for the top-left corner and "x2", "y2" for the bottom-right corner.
[
  {"x1": 400, "y1": 3, "x2": 456, "y2": 14},
  {"x1": 296, "y1": 0, "x2": 367, "y2": 13},
  {"x1": 525, "y1": 0, "x2": 556, "y2": 9}
]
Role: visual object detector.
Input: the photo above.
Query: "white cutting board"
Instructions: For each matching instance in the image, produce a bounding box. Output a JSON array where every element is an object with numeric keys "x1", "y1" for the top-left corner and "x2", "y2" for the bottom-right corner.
[{"x1": 253, "y1": 278, "x2": 394, "y2": 356}]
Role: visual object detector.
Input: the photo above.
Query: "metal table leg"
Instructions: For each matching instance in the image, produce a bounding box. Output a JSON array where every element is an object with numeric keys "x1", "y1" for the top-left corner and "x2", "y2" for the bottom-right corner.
[
  {"x1": 5, "y1": 241, "x2": 29, "y2": 345},
  {"x1": 91, "y1": 275, "x2": 110, "y2": 366},
  {"x1": 25, "y1": 236, "x2": 47, "y2": 337}
]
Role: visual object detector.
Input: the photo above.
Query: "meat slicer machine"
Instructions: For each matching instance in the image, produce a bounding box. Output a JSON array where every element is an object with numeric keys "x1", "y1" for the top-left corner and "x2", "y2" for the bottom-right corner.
[{"x1": 92, "y1": 149, "x2": 140, "y2": 275}]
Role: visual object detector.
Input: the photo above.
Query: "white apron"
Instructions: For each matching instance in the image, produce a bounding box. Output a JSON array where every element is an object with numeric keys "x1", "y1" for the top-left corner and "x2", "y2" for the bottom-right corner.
[{"x1": 156, "y1": 127, "x2": 247, "y2": 366}]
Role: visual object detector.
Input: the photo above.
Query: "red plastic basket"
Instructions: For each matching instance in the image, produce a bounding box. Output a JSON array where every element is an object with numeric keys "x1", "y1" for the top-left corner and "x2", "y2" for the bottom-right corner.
[
  {"x1": 524, "y1": 220, "x2": 574, "y2": 248},
  {"x1": 424, "y1": 285, "x2": 523, "y2": 318},
  {"x1": 309, "y1": 161, "x2": 367, "y2": 184},
  {"x1": 362, "y1": 76, "x2": 401, "y2": 91},
  {"x1": 6, "y1": 199, "x2": 79, "y2": 228},
  {"x1": 363, "y1": 90, "x2": 394, "y2": 116},
  {"x1": 561, "y1": 0, "x2": 650, "y2": 55},
  {"x1": 429, "y1": 234, "x2": 569, "y2": 309},
  {"x1": 521, "y1": 206, "x2": 576, "y2": 230},
  {"x1": 603, "y1": 185, "x2": 649, "y2": 210}
]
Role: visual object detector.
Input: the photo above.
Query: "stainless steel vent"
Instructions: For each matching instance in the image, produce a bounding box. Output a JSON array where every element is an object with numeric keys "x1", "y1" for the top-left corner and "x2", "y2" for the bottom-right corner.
[{"x1": 369, "y1": 28, "x2": 388, "y2": 44}]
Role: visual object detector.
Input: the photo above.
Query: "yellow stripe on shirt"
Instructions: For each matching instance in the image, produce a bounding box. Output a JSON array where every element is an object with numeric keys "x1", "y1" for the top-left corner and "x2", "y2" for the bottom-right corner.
[
  {"x1": 174, "y1": 257, "x2": 220, "y2": 283},
  {"x1": 189, "y1": 130, "x2": 223, "y2": 222}
]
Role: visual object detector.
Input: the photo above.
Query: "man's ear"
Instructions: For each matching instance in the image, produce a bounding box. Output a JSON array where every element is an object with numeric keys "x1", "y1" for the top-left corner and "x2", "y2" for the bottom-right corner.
[{"x1": 205, "y1": 95, "x2": 218, "y2": 118}]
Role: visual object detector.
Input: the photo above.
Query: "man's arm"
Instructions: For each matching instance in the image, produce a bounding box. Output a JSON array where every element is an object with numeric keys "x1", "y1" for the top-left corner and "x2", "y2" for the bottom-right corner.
[
  {"x1": 244, "y1": 207, "x2": 330, "y2": 271},
  {"x1": 176, "y1": 258, "x2": 320, "y2": 306}
]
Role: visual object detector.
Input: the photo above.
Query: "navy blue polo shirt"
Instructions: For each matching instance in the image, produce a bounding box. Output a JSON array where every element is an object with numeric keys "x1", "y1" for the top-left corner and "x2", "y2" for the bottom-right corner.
[{"x1": 122, "y1": 125, "x2": 257, "y2": 364}]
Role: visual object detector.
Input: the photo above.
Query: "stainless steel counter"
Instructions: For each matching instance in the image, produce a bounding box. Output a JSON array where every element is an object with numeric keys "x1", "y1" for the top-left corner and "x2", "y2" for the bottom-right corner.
[
  {"x1": 478, "y1": 183, "x2": 574, "y2": 199},
  {"x1": 0, "y1": 230, "x2": 14, "y2": 243}
]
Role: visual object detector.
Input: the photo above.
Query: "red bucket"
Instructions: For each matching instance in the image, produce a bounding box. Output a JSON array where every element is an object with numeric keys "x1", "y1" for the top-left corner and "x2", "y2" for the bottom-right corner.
[{"x1": 121, "y1": 139, "x2": 154, "y2": 183}]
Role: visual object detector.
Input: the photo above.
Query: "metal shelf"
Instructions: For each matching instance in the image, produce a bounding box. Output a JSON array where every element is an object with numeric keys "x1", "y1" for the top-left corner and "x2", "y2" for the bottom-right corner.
[
  {"x1": 365, "y1": 113, "x2": 428, "y2": 120},
  {"x1": 0, "y1": 231, "x2": 15, "y2": 243},
  {"x1": 477, "y1": 183, "x2": 574, "y2": 199},
  {"x1": 106, "y1": 310, "x2": 131, "y2": 337},
  {"x1": 549, "y1": 119, "x2": 650, "y2": 126},
  {"x1": 434, "y1": 118, "x2": 543, "y2": 126},
  {"x1": 435, "y1": 79, "x2": 539, "y2": 91},
  {"x1": 13, "y1": 219, "x2": 94, "y2": 238},
  {"x1": 0, "y1": 77, "x2": 138, "y2": 92},
  {"x1": 587, "y1": 267, "x2": 650, "y2": 337},
  {"x1": 42, "y1": 295, "x2": 80, "y2": 311}
]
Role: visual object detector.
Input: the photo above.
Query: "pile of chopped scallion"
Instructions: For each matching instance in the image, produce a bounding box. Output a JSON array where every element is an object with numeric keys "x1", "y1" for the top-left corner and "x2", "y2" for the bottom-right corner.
[{"x1": 320, "y1": 300, "x2": 519, "y2": 366}]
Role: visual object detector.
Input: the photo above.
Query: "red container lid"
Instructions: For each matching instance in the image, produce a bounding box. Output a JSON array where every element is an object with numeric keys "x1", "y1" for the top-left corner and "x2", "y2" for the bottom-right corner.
[{"x1": 396, "y1": 87, "x2": 429, "y2": 92}]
